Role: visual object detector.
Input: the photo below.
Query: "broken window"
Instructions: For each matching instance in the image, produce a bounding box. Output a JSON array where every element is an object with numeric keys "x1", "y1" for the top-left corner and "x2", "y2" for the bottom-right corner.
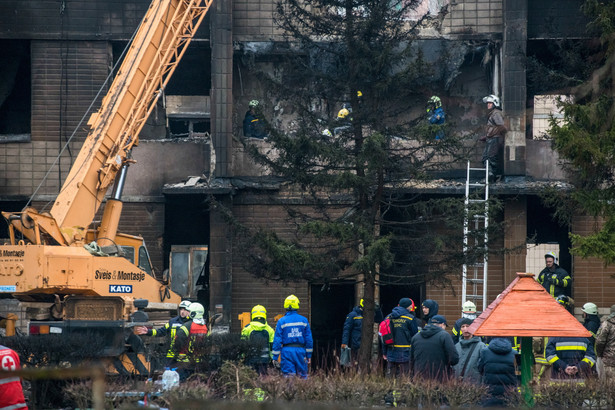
[
  {"x1": 0, "y1": 40, "x2": 31, "y2": 142},
  {"x1": 532, "y1": 95, "x2": 571, "y2": 140},
  {"x1": 112, "y1": 41, "x2": 211, "y2": 139}
]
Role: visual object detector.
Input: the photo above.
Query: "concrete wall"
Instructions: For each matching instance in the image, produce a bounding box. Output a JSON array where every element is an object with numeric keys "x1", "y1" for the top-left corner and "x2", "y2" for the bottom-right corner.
[
  {"x1": 525, "y1": 139, "x2": 567, "y2": 181},
  {"x1": 125, "y1": 140, "x2": 211, "y2": 198},
  {"x1": 571, "y1": 215, "x2": 615, "y2": 309}
]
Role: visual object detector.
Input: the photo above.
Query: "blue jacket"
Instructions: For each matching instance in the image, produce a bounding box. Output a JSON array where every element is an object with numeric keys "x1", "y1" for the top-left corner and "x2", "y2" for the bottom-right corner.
[
  {"x1": 478, "y1": 338, "x2": 517, "y2": 397},
  {"x1": 272, "y1": 310, "x2": 313, "y2": 360},
  {"x1": 428, "y1": 107, "x2": 445, "y2": 124},
  {"x1": 546, "y1": 336, "x2": 596, "y2": 379},
  {"x1": 385, "y1": 306, "x2": 419, "y2": 363},
  {"x1": 341, "y1": 306, "x2": 363, "y2": 349}
]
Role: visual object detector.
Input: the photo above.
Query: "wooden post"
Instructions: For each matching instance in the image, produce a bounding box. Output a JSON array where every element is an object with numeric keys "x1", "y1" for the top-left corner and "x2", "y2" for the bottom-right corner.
[{"x1": 520, "y1": 336, "x2": 534, "y2": 407}]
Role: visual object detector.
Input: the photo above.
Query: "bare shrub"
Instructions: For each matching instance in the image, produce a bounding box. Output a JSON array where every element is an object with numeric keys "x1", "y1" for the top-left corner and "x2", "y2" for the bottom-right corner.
[{"x1": 214, "y1": 361, "x2": 259, "y2": 399}]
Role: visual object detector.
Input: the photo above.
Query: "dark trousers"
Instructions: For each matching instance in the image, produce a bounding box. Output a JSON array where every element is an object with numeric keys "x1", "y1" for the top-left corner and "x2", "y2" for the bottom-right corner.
[
  {"x1": 386, "y1": 361, "x2": 410, "y2": 378},
  {"x1": 482, "y1": 136, "x2": 501, "y2": 175}
]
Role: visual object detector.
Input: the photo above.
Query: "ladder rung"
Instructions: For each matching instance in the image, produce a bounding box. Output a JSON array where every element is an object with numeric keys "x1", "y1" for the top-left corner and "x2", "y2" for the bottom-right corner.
[
  {"x1": 467, "y1": 295, "x2": 484, "y2": 299},
  {"x1": 469, "y1": 167, "x2": 487, "y2": 171},
  {"x1": 468, "y1": 199, "x2": 487, "y2": 203},
  {"x1": 468, "y1": 279, "x2": 484, "y2": 283},
  {"x1": 468, "y1": 183, "x2": 487, "y2": 187}
]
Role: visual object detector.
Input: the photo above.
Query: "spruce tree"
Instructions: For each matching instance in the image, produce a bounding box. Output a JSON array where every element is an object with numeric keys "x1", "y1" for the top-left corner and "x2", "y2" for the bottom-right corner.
[{"x1": 237, "y1": 0, "x2": 497, "y2": 368}]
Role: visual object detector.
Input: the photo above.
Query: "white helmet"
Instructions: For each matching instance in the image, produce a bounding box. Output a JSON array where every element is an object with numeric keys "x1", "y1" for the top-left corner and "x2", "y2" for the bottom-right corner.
[
  {"x1": 179, "y1": 300, "x2": 192, "y2": 310},
  {"x1": 188, "y1": 302, "x2": 205, "y2": 320},
  {"x1": 462, "y1": 300, "x2": 477, "y2": 313},
  {"x1": 582, "y1": 302, "x2": 598, "y2": 315},
  {"x1": 482, "y1": 94, "x2": 500, "y2": 108}
]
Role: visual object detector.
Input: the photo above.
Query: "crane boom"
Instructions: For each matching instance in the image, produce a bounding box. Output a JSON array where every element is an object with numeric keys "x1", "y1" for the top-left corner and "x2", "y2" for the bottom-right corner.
[
  {"x1": 51, "y1": 0, "x2": 212, "y2": 233},
  {"x1": 3, "y1": 0, "x2": 212, "y2": 246}
]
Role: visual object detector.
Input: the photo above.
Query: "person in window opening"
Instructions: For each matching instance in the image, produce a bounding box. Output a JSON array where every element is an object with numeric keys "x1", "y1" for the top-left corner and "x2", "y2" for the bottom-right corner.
[
  {"x1": 426, "y1": 95, "x2": 446, "y2": 140},
  {"x1": 243, "y1": 99, "x2": 267, "y2": 139}
]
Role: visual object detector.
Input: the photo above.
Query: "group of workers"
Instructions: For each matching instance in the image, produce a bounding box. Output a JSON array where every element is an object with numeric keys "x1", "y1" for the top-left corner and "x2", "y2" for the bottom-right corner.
[
  {"x1": 338, "y1": 251, "x2": 614, "y2": 405},
  {"x1": 244, "y1": 93, "x2": 506, "y2": 181}
]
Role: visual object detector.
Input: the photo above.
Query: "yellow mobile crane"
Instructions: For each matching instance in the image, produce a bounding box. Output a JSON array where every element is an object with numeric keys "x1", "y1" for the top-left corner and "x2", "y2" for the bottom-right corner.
[{"x1": 0, "y1": 0, "x2": 213, "y2": 374}]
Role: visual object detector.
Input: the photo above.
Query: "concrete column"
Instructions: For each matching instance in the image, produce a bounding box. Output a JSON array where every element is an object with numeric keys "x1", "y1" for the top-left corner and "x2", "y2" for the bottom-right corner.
[
  {"x1": 502, "y1": 0, "x2": 527, "y2": 176},
  {"x1": 209, "y1": 195, "x2": 233, "y2": 331},
  {"x1": 210, "y1": 0, "x2": 233, "y2": 177},
  {"x1": 504, "y1": 197, "x2": 527, "y2": 285}
]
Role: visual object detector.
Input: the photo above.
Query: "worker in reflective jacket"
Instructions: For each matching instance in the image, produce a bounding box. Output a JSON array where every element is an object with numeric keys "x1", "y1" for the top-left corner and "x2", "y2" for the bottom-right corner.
[
  {"x1": 546, "y1": 336, "x2": 596, "y2": 379},
  {"x1": 272, "y1": 295, "x2": 313, "y2": 378},
  {"x1": 174, "y1": 303, "x2": 208, "y2": 379},
  {"x1": 0, "y1": 345, "x2": 27, "y2": 410},
  {"x1": 241, "y1": 304, "x2": 275, "y2": 375},
  {"x1": 537, "y1": 252, "x2": 572, "y2": 297},
  {"x1": 136, "y1": 300, "x2": 191, "y2": 365}
]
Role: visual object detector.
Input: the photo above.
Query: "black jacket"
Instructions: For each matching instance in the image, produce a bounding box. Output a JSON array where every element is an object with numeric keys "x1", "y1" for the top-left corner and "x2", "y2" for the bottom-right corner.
[
  {"x1": 410, "y1": 324, "x2": 459, "y2": 381},
  {"x1": 478, "y1": 338, "x2": 517, "y2": 397},
  {"x1": 546, "y1": 336, "x2": 596, "y2": 379},
  {"x1": 385, "y1": 306, "x2": 419, "y2": 363},
  {"x1": 584, "y1": 314, "x2": 601, "y2": 344},
  {"x1": 341, "y1": 306, "x2": 363, "y2": 349},
  {"x1": 537, "y1": 263, "x2": 571, "y2": 297},
  {"x1": 421, "y1": 299, "x2": 439, "y2": 327}
]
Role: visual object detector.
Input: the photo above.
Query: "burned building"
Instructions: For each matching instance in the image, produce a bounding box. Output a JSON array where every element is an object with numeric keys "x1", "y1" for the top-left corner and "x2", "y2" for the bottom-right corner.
[{"x1": 0, "y1": 0, "x2": 613, "y2": 359}]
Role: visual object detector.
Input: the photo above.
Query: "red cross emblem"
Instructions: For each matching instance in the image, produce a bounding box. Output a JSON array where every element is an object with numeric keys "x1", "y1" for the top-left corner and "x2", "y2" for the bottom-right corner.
[{"x1": 1, "y1": 355, "x2": 16, "y2": 371}]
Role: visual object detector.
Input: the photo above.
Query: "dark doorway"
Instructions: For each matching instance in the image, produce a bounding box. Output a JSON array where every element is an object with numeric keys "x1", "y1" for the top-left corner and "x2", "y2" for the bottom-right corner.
[
  {"x1": 379, "y1": 283, "x2": 423, "y2": 323},
  {"x1": 164, "y1": 194, "x2": 210, "y2": 310},
  {"x1": 527, "y1": 195, "x2": 572, "y2": 291},
  {"x1": 310, "y1": 283, "x2": 354, "y2": 370}
]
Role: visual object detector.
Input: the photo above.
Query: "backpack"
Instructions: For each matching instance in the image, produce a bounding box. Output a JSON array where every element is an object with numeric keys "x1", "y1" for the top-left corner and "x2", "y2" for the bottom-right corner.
[
  {"x1": 249, "y1": 329, "x2": 270, "y2": 362},
  {"x1": 378, "y1": 317, "x2": 394, "y2": 345}
]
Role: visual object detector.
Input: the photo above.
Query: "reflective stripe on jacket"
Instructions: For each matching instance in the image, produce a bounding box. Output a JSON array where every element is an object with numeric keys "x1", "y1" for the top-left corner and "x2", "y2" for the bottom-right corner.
[
  {"x1": 0, "y1": 346, "x2": 27, "y2": 410},
  {"x1": 272, "y1": 310, "x2": 313, "y2": 360},
  {"x1": 546, "y1": 336, "x2": 596, "y2": 378},
  {"x1": 175, "y1": 321, "x2": 209, "y2": 362}
]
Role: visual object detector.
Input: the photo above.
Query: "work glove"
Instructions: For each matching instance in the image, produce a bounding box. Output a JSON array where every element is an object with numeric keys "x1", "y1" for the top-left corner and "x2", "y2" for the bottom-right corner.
[
  {"x1": 272, "y1": 359, "x2": 281, "y2": 369},
  {"x1": 550, "y1": 274, "x2": 560, "y2": 286}
]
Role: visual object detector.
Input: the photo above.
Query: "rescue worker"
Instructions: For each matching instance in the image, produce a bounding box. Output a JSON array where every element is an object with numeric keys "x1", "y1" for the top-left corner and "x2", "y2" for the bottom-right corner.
[
  {"x1": 479, "y1": 94, "x2": 506, "y2": 181},
  {"x1": 0, "y1": 345, "x2": 27, "y2": 410},
  {"x1": 537, "y1": 252, "x2": 572, "y2": 297},
  {"x1": 384, "y1": 298, "x2": 419, "y2": 378},
  {"x1": 426, "y1": 95, "x2": 446, "y2": 140},
  {"x1": 241, "y1": 304, "x2": 275, "y2": 375},
  {"x1": 174, "y1": 302, "x2": 209, "y2": 380},
  {"x1": 243, "y1": 100, "x2": 267, "y2": 139},
  {"x1": 272, "y1": 295, "x2": 313, "y2": 378},
  {"x1": 341, "y1": 299, "x2": 363, "y2": 362},
  {"x1": 534, "y1": 294, "x2": 575, "y2": 381},
  {"x1": 546, "y1": 335, "x2": 596, "y2": 379},
  {"x1": 582, "y1": 302, "x2": 600, "y2": 345},
  {"x1": 452, "y1": 300, "x2": 477, "y2": 343},
  {"x1": 333, "y1": 105, "x2": 352, "y2": 136},
  {"x1": 135, "y1": 300, "x2": 191, "y2": 366}
]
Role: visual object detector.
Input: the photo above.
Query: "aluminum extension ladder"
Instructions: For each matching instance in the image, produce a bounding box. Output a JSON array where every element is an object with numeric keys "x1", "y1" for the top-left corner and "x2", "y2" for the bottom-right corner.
[{"x1": 462, "y1": 160, "x2": 490, "y2": 312}]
